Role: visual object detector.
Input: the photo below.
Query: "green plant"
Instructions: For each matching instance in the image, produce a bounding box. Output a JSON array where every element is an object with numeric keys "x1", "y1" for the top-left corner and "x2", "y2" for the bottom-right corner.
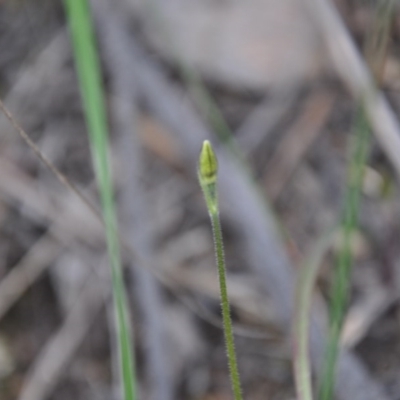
[
  {"x1": 319, "y1": 104, "x2": 370, "y2": 400},
  {"x1": 63, "y1": 1, "x2": 137, "y2": 399},
  {"x1": 318, "y1": 2, "x2": 394, "y2": 398},
  {"x1": 293, "y1": 228, "x2": 336, "y2": 400},
  {"x1": 293, "y1": 227, "x2": 337, "y2": 400},
  {"x1": 198, "y1": 140, "x2": 243, "y2": 400}
]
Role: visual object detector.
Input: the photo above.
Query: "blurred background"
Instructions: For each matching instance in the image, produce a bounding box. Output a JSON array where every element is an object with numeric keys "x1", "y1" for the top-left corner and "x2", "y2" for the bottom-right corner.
[{"x1": 1, "y1": 0, "x2": 400, "y2": 399}]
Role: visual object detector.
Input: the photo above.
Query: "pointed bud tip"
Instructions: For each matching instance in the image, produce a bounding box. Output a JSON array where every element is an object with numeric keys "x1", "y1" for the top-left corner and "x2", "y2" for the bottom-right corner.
[{"x1": 199, "y1": 140, "x2": 218, "y2": 184}]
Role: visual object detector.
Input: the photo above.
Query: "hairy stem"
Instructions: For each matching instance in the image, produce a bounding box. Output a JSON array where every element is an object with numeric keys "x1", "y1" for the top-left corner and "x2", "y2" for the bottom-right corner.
[
  {"x1": 198, "y1": 141, "x2": 243, "y2": 400},
  {"x1": 210, "y1": 210, "x2": 243, "y2": 400}
]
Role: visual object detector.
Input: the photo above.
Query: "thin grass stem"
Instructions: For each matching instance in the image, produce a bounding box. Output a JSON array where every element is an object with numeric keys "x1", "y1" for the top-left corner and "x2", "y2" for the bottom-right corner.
[
  {"x1": 319, "y1": 105, "x2": 370, "y2": 400},
  {"x1": 293, "y1": 228, "x2": 336, "y2": 400},
  {"x1": 319, "y1": 2, "x2": 394, "y2": 397},
  {"x1": 63, "y1": 1, "x2": 137, "y2": 399}
]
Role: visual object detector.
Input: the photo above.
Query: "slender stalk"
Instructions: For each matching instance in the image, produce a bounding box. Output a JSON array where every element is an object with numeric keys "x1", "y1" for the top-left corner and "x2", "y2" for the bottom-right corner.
[
  {"x1": 198, "y1": 141, "x2": 243, "y2": 400},
  {"x1": 319, "y1": 2, "x2": 394, "y2": 398},
  {"x1": 63, "y1": 1, "x2": 137, "y2": 399},
  {"x1": 319, "y1": 105, "x2": 370, "y2": 400},
  {"x1": 293, "y1": 228, "x2": 336, "y2": 400}
]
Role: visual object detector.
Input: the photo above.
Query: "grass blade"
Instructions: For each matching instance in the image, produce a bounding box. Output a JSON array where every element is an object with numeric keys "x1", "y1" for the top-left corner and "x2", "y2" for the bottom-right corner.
[
  {"x1": 293, "y1": 228, "x2": 335, "y2": 400},
  {"x1": 319, "y1": 104, "x2": 370, "y2": 400},
  {"x1": 319, "y1": 2, "x2": 394, "y2": 398},
  {"x1": 63, "y1": 1, "x2": 137, "y2": 399}
]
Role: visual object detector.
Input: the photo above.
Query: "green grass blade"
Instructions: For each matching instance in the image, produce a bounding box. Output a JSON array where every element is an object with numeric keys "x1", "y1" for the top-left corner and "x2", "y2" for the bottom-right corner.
[
  {"x1": 63, "y1": 1, "x2": 137, "y2": 399},
  {"x1": 293, "y1": 228, "x2": 336, "y2": 400},
  {"x1": 319, "y1": 2, "x2": 394, "y2": 398},
  {"x1": 319, "y1": 104, "x2": 370, "y2": 400}
]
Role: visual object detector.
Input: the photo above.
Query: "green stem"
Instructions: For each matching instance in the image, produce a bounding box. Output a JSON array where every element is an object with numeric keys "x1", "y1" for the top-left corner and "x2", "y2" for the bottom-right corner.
[
  {"x1": 319, "y1": 105, "x2": 370, "y2": 400},
  {"x1": 210, "y1": 210, "x2": 243, "y2": 400},
  {"x1": 63, "y1": 1, "x2": 136, "y2": 399},
  {"x1": 198, "y1": 141, "x2": 243, "y2": 400},
  {"x1": 319, "y1": 2, "x2": 393, "y2": 398},
  {"x1": 293, "y1": 228, "x2": 336, "y2": 400}
]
